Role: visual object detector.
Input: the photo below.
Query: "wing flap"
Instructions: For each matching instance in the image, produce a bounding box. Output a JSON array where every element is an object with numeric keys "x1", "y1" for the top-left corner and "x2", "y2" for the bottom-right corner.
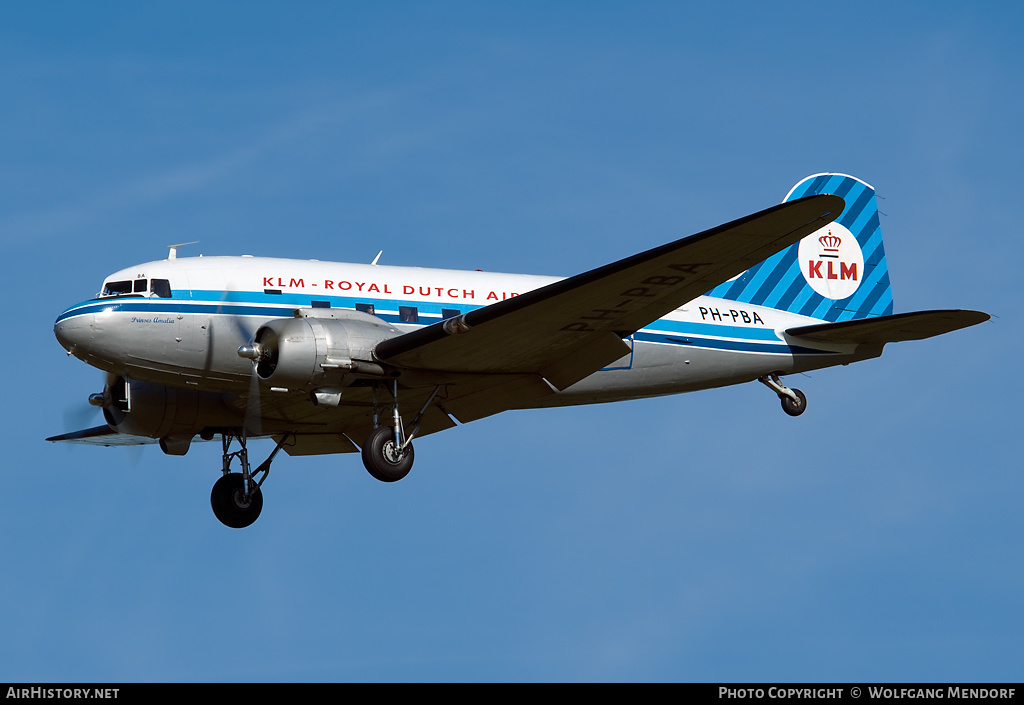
[
  {"x1": 786, "y1": 309, "x2": 990, "y2": 345},
  {"x1": 438, "y1": 373, "x2": 555, "y2": 423},
  {"x1": 264, "y1": 385, "x2": 459, "y2": 451},
  {"x1": 540, "y1": 331, "x2": 632, "y2": 390},
  {"x1": 276, "y1": 433, "x2": 359, "y2": 456},
  {"x1": 376, "y1": 195, "x2": 844, "y2": 388}
]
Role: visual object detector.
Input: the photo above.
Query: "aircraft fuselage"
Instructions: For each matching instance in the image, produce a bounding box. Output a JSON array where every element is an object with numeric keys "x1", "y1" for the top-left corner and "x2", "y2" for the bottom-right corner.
[{"x1": 55, "y1": 255, "x2": 872, "y2": 412}]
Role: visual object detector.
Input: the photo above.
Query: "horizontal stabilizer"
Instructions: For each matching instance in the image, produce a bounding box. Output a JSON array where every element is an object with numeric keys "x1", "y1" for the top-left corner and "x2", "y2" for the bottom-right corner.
[
  {"x1": 786, "y1": 309, "x2": 989, "y2": 345},
  {"x1": 46, "y1": 425, "x2": 157, "y2": 446}
]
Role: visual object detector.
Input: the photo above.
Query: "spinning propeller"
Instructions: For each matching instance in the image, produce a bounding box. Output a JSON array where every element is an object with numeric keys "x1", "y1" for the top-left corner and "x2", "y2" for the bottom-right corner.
[{"x1": 214, "y1": 292, "x2": 270, "y2": 436}]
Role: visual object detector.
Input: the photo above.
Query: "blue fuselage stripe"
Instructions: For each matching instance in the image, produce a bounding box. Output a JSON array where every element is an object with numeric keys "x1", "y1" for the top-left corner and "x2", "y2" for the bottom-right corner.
[
  {"x1": 56, "y1": 291, "x2": 841, "y2": 357},
  {"x1": 632, "y1": 332, "x2": 836, "y2": 356}
]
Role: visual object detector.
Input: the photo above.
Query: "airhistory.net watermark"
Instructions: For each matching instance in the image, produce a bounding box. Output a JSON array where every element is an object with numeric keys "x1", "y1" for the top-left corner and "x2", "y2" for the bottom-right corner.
[{"x1": 5, "y1": 688, "x2": 119, "y2": 699}]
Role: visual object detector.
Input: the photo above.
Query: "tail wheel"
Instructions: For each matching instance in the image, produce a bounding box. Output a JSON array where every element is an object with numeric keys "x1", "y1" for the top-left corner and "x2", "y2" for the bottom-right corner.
[
  {"x1": 211, "y1": 473, "x2": 263, "y2": 528},
  {"x1": 361, "y1": 425, "x2": 414, "y2": 482},
  {"x1": 780, "y1": 388, "x2": 807, "y2": 417}
]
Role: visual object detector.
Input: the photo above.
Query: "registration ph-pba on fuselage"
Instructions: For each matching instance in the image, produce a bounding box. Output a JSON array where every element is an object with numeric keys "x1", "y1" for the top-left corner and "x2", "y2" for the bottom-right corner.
[{"x1": 50, "y1": 174, "x2": 989, "y2": 528}]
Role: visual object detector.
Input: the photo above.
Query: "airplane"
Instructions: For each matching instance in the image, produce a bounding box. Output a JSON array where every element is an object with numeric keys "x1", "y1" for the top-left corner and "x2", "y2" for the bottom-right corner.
[{"x1": 49, "y1": 173, "x2": 989, "y2": 528}]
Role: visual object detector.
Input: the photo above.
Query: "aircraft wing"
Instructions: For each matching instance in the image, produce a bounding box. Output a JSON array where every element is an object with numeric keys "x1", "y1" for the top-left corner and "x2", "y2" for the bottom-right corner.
[
  {"x1": 785, "y1": 309, "x2": 990, "y2": 345},
  {"x1": 375, "y1": 195, "x2": 844, "y2": 411},
  {"x1": 46, "y1": 425, "x2": 158, "y2": 446}
]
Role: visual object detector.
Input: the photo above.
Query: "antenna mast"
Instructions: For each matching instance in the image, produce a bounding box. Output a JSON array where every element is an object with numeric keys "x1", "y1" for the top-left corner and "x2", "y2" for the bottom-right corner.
[{"x1": 167, "y1": 241, "x2": 199, "y2": 260}]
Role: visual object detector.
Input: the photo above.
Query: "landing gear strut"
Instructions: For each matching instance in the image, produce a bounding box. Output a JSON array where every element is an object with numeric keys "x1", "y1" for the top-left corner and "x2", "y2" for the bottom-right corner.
[
  {"x1": 361, "y1": 381, "x2": 441, "y2": 482},
  {"x1": 210, "y1": 432, "x2": 289, "y2": 528},
  {"x1": 758, "y1": 373, "x2": 807, "y2": 417}
]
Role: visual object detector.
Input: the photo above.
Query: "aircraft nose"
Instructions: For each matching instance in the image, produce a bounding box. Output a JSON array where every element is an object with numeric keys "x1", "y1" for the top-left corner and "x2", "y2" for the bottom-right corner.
[{"x1": 54, "y1": 309, "x2": 93, "y2": 355}]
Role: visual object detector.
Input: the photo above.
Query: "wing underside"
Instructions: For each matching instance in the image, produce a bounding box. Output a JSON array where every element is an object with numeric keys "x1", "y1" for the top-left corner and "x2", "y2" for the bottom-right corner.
[
  {"x1": 373, "y1": 195, "x2": 844, "y2": 418},
  {"x1": 46, "y1": 425, "x2": 158, "y2": 446}
]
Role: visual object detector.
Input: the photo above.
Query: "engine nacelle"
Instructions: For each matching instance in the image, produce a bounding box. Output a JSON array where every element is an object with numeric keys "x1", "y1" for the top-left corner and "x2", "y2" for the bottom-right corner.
[
  {"x1": 101, "y1": 375, "x2": 232, "y2": 442},
  {"x1": 249, "y1": 310, "x2": 401, "y2": 391}
]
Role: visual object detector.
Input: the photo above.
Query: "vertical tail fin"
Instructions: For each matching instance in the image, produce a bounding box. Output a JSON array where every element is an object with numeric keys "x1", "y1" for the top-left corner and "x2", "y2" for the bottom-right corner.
[{"x1": 706, "y1": 173, "x2": 893, "y2": 321}]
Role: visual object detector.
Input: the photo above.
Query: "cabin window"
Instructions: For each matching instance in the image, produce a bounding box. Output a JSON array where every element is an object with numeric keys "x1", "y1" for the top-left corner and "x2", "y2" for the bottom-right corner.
[
  {"x1": 311, "y1": 300, "x2": 331, "y2": 308},
  {"x1": 442, "y1": 308, "x2": 461, "y2": 319},
  {"x1": 133, "y1": 279, "x2": 148, "y2": 293},
  {"x1": 151, "y1": 279, "x2": 172, "y2": 298},
  {"x1": 399, "y1": 306, "x2": 419, "y2": 322},
  {"x1": 355, "y1": 303, "x2": 375, "y2": 315},
  {"x1": 102, "y1": 280, "x2": 133, "y2": 297}
]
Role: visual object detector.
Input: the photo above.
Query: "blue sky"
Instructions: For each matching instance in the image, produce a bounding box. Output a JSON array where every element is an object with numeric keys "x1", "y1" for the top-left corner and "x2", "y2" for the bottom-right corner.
[{"x1": 1, "y1": 2, "x2": 1021, "y2": 682}]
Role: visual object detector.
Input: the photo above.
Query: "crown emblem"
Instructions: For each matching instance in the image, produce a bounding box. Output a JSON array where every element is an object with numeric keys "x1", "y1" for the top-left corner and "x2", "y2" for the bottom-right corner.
[{"x1": 818, "y1": 231, "x2": 842, "y2": 258}]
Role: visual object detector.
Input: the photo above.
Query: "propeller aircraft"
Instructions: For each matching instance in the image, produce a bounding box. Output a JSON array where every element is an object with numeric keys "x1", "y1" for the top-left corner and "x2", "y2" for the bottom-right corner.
[{"x1": 49, "y1": 174, "x2": 989, "y2": 528}]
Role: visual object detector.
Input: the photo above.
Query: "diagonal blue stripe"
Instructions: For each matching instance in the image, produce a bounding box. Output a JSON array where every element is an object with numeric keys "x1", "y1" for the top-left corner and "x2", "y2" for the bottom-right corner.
[
  {"x1": 808, "y1": 294, "x2": 838, "y2": 320},
  {"x1": 789, "y1": 175, "x2": 831, "y2": 200},
  {"x1": 798, "y1": 291, "x2": 826, "y2": 317},
  {"x1": 788, "y1": 277, "x2": 821, "y2": 316},
  {"x1": 825, "y1": 303, "x2": 846, "y2": 322},
  {"x1": 761, "y1": 256, "x2": 803, "y2": 309},
  {"x1": 844, "y1": 244, "x2": 886, "y2": 313},
  {"x1": 823, "y1": 174, "x2": 849, "y2": 197},
  {"x1": 774, "y1": 267, "x2": 812, "y2": 312},
  {"x1": 733, "y1": 252, "x2": 784, "y2": 304},
  {"x1": 839, "y1": 186, "x2": 873, "y2": 230},
  {"x1": 726, "y1": 261, "x2": 764, "y2": 299},
  {"x1": 806, "y1": 175, "x2": 831, "y2": 196},
  {"x1": 855, "y1": 212, "x2": 882, "y2": 252},
  {"x1": 860, "y1": 271, "x2": 892, "y2": 317},
  {"x1": 814, "y1": 300, "x2": 836, "y2": 321},
  {"x1": 833, "y1": 176, "x2": 857, "y2": 201},
  {"x1": 787, "y1": 181, "x2": 814, "y2": 200},
  {"x1": 750, "y1": 246, "x2": 798, "y2": 305},
  {"x1": 847, "y1": 198, "x2": 881, "y2": 245}
]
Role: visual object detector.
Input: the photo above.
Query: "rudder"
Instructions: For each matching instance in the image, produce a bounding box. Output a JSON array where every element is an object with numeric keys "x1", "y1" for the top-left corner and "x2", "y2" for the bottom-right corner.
[{"x1": 706, "y1": 173, "x2": 893, "y2": 321}]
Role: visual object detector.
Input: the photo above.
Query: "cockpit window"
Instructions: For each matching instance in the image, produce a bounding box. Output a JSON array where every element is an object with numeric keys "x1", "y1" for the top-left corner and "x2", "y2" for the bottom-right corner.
[
  {"x1": 151, "y1": 279, "x2": 172, "y2": 298},
  {"x1": 102, "y1": 280, "x2": 133, "y2": 297},
  {"x1": 100, "y1": 278, "x2": 172, "y2": 298}
]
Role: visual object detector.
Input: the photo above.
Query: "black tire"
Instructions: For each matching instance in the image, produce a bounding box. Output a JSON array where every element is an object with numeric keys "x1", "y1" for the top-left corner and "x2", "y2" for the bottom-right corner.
[
  {"x1": 211, "y1": 473, "x2": 263, "y2": 528},
  {"x1": 780, "y1": 388, "x2": 807, "y2": 417},
  {"x1": 361, "y1": 425, "x2": 414, "y2": 482}
]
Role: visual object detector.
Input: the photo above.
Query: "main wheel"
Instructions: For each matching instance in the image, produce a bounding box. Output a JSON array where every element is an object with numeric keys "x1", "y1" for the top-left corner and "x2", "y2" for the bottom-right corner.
[
  {"x1": 780, "y1": 388, "x2": 807, "y2": 417},
  {"x1": 361, "y1": 425, "x2": 414, "y2": 482},
  {"x1": 211, "y1": 473, "x2": 264, "y2": 528}
]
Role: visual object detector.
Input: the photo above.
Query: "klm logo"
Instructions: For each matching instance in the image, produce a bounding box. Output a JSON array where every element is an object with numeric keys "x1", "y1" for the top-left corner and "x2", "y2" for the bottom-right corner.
[{"x1": 798, "y1": 224, "x2": 864, "y2": 300}]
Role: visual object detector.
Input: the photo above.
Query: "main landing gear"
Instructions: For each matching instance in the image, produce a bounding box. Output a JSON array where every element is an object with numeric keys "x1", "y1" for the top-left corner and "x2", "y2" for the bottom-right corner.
[
  {"x1": 211, "y1": 432, "x2": 289, "y2": 528},
  {"x1": 361, "y1": 381, "x2": 442, "y2": 483},
  {"x1": 758, "y1": 373, "x2": 807, "y2": 417}
]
